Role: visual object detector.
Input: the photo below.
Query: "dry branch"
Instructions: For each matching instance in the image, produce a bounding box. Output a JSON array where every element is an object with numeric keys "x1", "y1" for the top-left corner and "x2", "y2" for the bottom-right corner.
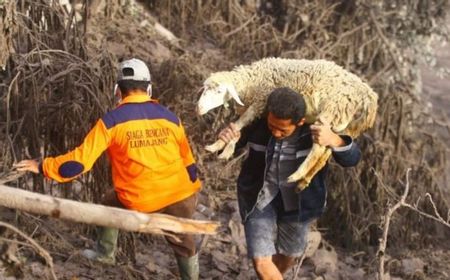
[
  {"x1": 0, "y1": 170, "x2": 25, "y2": 185},
  {"x1": 0, "y1": 185, "x2": 219, "y2": 236},
  {"x1": 377, "y1": 169, "x2": 450, "y2": 280},
  {"x1": 377, "y1": 169, "x2": 411, "y2": 280},
  {"x1": 0, "y1": 221, "x2": 57, "y2": 280}
]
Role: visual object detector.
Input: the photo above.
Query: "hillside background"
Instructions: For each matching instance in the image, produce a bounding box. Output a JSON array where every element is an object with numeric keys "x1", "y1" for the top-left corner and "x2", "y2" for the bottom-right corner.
[{"x1": 0, "y1": 0, "x2": 449, "y2": 279}]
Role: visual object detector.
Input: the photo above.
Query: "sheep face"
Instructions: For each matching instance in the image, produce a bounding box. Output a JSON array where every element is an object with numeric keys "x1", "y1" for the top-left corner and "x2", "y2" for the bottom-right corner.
[{"x1": 197, "y1": 82, "x2": 244, "y2": 115}]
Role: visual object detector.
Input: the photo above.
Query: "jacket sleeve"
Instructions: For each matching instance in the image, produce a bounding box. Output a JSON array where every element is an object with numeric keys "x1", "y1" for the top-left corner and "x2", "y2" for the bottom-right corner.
[
  {"x1": 331, "y1": 135, "x2": 361, "y2": 167},
  {"x1": 41, "y1": 119, "x2": 111, "y2": 182},
  {"x1": 176, "y1": 121, "x2": 199, "y2": 183},
  {"x1": 235, "y1": 125, "x2": 250, "y2": 152}
]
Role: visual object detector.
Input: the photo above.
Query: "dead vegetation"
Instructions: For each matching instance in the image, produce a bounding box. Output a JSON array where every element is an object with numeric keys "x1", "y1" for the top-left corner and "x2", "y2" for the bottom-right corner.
[
  {"x1": 376, "y1": 169, "x2": 450, "y2": 280},
  {"x1": 0, "y1": 0, "x2": 16, "y2": 69},
  {"x1": 0, "y1": 0, "x2": 449, "y2": 279},
  {"x1": 147, "y1": 0, "x2": 450, "y2": 248}
]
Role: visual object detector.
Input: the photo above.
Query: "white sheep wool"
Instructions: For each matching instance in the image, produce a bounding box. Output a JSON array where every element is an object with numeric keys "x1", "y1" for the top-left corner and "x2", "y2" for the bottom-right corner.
[{"x1": 197, "y1": 57, "x2": 378, "y2": 190}]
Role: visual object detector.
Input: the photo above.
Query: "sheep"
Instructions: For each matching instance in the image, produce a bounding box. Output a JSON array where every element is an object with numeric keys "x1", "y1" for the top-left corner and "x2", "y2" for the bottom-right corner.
[{"x1": 197, "y1": 57, "x2": 378, "y2": 190}]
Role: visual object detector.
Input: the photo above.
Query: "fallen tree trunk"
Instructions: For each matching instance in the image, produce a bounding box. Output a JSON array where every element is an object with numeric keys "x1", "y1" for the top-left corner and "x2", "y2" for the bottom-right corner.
[{"x1": 0, "y1": 185, "x2": 219, "y2": 236}]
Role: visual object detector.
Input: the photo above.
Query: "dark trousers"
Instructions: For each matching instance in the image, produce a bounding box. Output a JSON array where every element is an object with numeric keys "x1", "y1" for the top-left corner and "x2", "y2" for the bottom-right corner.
[{"x1": 101, "y1": 189, "x2": 198, "y2": 258}]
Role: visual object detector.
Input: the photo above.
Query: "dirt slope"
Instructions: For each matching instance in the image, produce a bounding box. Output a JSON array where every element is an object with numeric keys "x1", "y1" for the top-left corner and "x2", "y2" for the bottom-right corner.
[{"x1": 1, "y1": 1, "x2": 449, "y2": 280}]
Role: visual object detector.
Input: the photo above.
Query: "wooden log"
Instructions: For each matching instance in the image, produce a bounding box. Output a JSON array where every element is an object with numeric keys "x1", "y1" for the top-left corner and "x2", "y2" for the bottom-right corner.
[{"x1": 0, "y1": 185, "x2": 219, "y2": 236}]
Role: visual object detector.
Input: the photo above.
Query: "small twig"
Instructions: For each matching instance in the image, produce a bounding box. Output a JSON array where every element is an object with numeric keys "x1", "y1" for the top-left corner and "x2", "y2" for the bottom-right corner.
[
  {"x1": 224, "y1": 14, "x2": 257, "y2": 38},
  {"x1": 0, "y1": 170, "x2": 27, "y2": 185},
  {"x1": 369, "y1": 11, "x2": 417, "y2": 102},
  {"x1": 0, "y1": 237, "x2": 34, "y2": 248},
  {"x1": 368, "y1": 12, "x2": 403, "y2": 79},
  {"x1": 292, "y1": 252, "x2": 307, "y2": 280},
  {"x1": 402, "y1": 194, "x2": 450, "y2": 228},
  {"x1": 4, "y1": 71, "x2": 21, "y2": 168},
  {"x1": 0, "y1": 221, "x2": 57, "y2": 280},
  {"x1": 376, "y1": 168, "x2": 411, "y2": 280},
  {"x1": 376, "y1": 169, "x2": 450, "y2": 280}
]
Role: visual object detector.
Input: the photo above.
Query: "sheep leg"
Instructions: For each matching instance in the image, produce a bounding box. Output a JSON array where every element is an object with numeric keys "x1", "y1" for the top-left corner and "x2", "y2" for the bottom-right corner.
[
  {"x1": 205, "y1": 140, "x2": 227, "y2": 153},
  {"x1": 205, "y1": 104, "x2": 257, "y2": 160},
  {"x1": 295, "y1": 148, "x2": 332, "y2": 191},
  {"x1": 287, "y1": 143, "x2": 327, "y2": 186},
  {"x1": 218, "y1": 138, "x2": 238, "y2": 159}
]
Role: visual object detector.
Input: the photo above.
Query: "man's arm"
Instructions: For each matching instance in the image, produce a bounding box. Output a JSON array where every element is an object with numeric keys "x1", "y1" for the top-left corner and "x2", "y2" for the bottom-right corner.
[
  {"x1": 14, "y1": 119, "x2": 111, "y2": 182},
  {"x1": 218, "y1": 122, "x2": 241, "y2": 145}
]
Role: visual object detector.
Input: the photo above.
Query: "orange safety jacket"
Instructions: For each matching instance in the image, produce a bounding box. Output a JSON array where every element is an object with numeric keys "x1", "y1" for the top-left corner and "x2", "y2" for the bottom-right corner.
[{"x1": 40, "y1": 94, "x2": 201, "y2": 212}]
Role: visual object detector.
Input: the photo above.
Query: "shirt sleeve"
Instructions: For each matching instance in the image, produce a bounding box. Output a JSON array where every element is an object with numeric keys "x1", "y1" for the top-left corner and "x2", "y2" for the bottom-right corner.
[
  {"x1": 331, "y1": 135, "x2": 361, "y2": 167},
  {"x1": 42, "y1": 119, "x2": 111, "y2": 182}
]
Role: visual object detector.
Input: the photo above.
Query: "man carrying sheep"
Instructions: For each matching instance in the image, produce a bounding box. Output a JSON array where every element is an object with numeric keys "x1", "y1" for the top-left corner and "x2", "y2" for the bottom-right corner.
[
  {"x1": 218, "y1": 87, "x2": 361, "y2": 280},
  {"x1": 14, "y1": 58, "x2": 202, "y2": 280}
]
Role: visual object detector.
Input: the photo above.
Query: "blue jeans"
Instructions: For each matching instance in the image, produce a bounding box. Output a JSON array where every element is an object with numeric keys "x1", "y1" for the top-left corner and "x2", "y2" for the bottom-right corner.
[{"x1": 244, "y1": 194, "x2": 311, "y2": 258}]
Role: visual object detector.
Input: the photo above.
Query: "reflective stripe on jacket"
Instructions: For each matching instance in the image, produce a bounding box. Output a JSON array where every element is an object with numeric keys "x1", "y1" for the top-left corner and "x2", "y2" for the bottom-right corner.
[{"x1": 41, "y1": 94, "x2": 201, "y2": 212}]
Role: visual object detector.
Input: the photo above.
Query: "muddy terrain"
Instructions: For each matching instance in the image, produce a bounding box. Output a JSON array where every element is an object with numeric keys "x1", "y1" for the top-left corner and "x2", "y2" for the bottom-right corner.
[{"x1": 1, "y1": 1, "x2": 449, "y2": 279}]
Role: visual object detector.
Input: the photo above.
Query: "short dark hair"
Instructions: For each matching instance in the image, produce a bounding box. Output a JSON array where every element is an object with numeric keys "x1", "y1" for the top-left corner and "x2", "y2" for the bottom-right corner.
[
  {"x1": 266, "y1": 87, "x2": 306, "y2": 124},
  {"x1": 117, "y1": 80, "x2": 150, "y2": 96}
]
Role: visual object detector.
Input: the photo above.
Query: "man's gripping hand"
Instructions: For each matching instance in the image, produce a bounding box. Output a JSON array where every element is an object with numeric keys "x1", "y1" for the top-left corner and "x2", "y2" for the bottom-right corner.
[
  {"x1": 218, "y1": 122, "x2": 241, "y2": 144},
  {"x1": 13, "y1": 160, "x2": 40, "y2": 174},
  {"x1": 310, "y1": 123, "x2": 345, "y2": 148}
]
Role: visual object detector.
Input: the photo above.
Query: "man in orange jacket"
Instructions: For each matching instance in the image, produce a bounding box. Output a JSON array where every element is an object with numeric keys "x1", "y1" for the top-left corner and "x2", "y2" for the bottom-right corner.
[{"x1": 14, "y1": 58, "x2": 202, "y2": 279}]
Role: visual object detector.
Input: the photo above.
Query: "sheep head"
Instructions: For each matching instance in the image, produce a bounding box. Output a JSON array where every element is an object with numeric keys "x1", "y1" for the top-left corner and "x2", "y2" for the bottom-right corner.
[{"x1": 197, "y1": 81, "x2": 244, "y2": 115}]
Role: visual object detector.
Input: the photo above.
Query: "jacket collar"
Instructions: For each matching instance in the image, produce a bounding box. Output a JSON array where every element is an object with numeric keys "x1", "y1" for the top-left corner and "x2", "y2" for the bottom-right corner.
[{"x1": 119, "y1": 94, "x2": 158, "y2": 105}]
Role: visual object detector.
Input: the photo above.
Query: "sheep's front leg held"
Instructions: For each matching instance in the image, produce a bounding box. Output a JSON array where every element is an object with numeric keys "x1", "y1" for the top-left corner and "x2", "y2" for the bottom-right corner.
[
  {"x1": 205, "y1": 139, "x2": 226, "y2": 153},
  {"x1": 206, "y1": 104, "x2": 257, "y2": 158},
  {"x1": 296, "y1": 149, "x2": 332, "y2": 191},
  {"x1": 287, "y1": 143, "x2": 327, "y2": 186},
  {"x1": 204, "y1": 139, "x2": 236, "y2": 159},
  {"x1": 218, "y1": 138, "x2": 237, "y2": 160}
]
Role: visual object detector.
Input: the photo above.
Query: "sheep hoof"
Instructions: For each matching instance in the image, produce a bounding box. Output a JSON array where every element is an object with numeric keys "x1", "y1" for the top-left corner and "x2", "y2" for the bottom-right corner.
[
  {"x1": 205, "y1": 139, "x2": 228, "y2": 153},
  {"x1": 205, "y1": 145, "x2": 217, "y2": 153},
  {"x1": 296, "y1": 179, "x2": 310, "y2": 191},
  {"x1": 287, "y1": 174, "x2": 301, "y2": 183},
  {"x1": 218, "y1": 151, "x2": 232, "y2": 160},
  {"x1": 205, "y1": 142, "x2": 223, "y2": 153},
  {"x1": 218, "y1": 147, "x2": 233, "y2": 160}
]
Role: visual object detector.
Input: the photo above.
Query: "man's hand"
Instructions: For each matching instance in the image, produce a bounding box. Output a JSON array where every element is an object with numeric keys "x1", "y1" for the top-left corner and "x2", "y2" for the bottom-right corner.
[
  {"x1": 218, "y1": 123, "x2": 241, "y2": 144},
  {"x1": 310, "y1": 123, "x2": 345, "y2": 148},
  {"x1": 13, "y1": 160, "x2": 40, "y2": 174}
]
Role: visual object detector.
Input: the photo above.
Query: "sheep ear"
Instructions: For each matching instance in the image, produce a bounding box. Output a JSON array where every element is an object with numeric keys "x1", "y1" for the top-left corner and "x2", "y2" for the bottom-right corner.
[{"x1": 226, "y1": 84, "x2": 244, "y2": 106}]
